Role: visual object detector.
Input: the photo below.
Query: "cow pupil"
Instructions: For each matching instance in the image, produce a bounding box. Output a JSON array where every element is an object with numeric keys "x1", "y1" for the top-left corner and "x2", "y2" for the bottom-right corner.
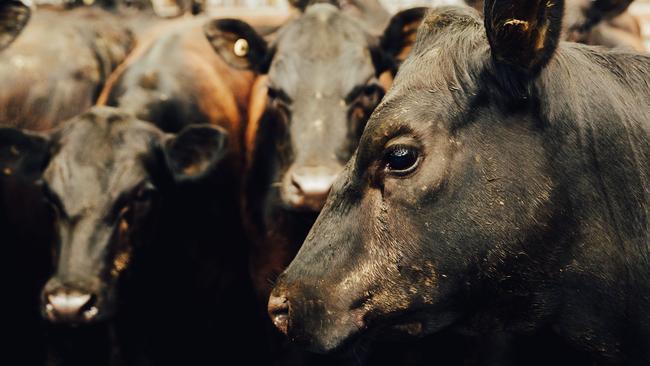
[{"x1": 386, "y1": 146, "x2": 418, "y2": 173}]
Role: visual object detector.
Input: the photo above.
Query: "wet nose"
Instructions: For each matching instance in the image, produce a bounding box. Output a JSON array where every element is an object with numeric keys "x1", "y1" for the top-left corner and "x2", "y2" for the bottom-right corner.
[
  {"x1": 43, "y1": 288, "x2": 98, "y2": 324},
  {"x1": 268, "y1": 292, "x2": 290, "y2": 336},
  {"x1": 289, "y1": 166, "x2": 339, "y2": 210}
]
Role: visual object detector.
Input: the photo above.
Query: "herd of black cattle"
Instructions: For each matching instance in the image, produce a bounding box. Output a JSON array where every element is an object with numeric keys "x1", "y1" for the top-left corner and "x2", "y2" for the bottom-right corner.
[{"x1": 0, "y1": 0, "x2": 648, "y2": 365}]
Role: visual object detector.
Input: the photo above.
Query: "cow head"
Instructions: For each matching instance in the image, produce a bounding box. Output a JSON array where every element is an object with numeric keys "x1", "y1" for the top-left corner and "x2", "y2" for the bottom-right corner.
[
  {"x1": 204, "y1": 3, "x2": 426, "y2": 213},
  {"x1": 0, "y1": 0, "x2": 31, "y2": 51},
  {"x1": 269, "y1": 1, "x2": 572, "y2": 354},
  {"x1": 0, "y1": 107, "x2": 228, "y2": 325}
]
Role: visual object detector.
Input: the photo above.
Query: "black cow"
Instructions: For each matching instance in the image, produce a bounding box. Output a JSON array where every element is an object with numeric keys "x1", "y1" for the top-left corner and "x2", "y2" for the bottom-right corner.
[
  {"x1": 270, "y1": 2, "x2": 650, "y2": 365},
  {"x1": 0, "y1": 107, "x2": 264, "y2": 365},
  {"x1": 204, "y1": 1, "x2": 427, "y2": 309}
]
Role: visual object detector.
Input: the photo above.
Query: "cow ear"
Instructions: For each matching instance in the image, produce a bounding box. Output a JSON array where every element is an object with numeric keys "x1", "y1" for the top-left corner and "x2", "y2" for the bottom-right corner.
[
  {"x1": 375, "y1": 7, "x2": 428, "y2": 75},
  {"x1": 288, "y1": 0, "x2": 309, "y2": 11},
  {"x1": 0, "y1": 127, "x2": 50, "y2": 182},
  {"x1": 565, "y1": 0, "x2": 632, "y2": 36},
  {"x1": 0, "y1": 0, "x2": 31, "y2": 51},
  {"x1": 588, "y1": 0, "x2": 633, "y2": 22},
  {"x1": 204, "y1": 18, "x2": 271, "y2": 73},
  {"x1": 162, "y1": 125, "x2": 229, "y2": 183},
  {"x1": 484, "y1": 0, "x2": 564, "y2": 75}
]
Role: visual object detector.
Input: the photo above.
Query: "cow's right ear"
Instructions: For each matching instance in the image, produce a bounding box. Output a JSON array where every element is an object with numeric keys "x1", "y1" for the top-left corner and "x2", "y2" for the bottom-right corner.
[
  {"x1": 204, "y1": 19, "x2": 271, "y2": 73},
  {"x1": 484, "y1": 0, "x2": 564, "y2": 75},
  {"x1": 0, "y1": 0, "x2": 32, "y2": 51},
  {"x1": 0, "y1": 128, "x2": 51, "y2": 182}
]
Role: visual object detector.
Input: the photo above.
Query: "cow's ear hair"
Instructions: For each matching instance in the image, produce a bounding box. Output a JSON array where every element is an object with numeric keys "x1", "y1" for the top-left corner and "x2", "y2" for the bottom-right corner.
[
  {"x1": 204, "y1": 19, "x2": 271, "y2": 73},
  {"x1": 484, "y1": 0, "x2": 564, "y2": 76},
  {"x1": 374, "y1": 7, "x2": 428, "y2": 75},
  {"x1": 162, "y1": 125, "x2": 229, "y2": 183},
  {"x1": 0, "y1": 128, "x2": 51, "y2": 182},
  {"x1": 0, "y1": 0, "x2": 32, "y2": 51}
]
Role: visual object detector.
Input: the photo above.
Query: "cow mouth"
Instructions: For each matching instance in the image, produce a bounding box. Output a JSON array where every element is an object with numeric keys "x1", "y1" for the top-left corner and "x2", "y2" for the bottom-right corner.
[
  {"x1": 342, "y1": 307, "x2": 453, "y2": 349},
  {"x1": 308, "y1": 311, "x2": 435, "y2": 358}
]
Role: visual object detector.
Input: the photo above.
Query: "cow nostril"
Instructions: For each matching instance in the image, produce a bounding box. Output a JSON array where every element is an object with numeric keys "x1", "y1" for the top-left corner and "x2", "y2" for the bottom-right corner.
[
  {"x1": 268, "y1": 294, "x2": 290, "y2": 336},
  {"x1": 80, "y1": 294, "x2": 99, "y2": 321}
]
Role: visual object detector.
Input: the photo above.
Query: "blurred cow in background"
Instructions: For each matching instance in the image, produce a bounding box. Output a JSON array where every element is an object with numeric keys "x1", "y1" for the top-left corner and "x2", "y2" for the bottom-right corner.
[
  {"x1": 0, "y1": 3, "x2": 133, "y2": 366},
  {"x1": 37, "y1": 0, "x2": 205, "y2": 16},
  {"x1": 0, "y1": 106, "x2": 265, "y2": 366}
]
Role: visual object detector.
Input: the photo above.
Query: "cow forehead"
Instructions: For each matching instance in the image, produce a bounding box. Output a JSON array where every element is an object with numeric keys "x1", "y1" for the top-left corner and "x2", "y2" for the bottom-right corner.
[
  {"x1": 278, "y1": 8, "x2": 369, "y2": 56},
  {"x1": 269, "y1": 6, "x2": 374, "y2": 95},
  {"x1": 44, "y1": 112, "x2": 160, "y2": 216}
]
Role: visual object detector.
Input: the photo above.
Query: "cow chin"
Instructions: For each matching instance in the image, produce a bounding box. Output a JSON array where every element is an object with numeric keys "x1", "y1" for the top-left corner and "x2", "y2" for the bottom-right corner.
[{"x1": 285, "y1": 297, "x2": 366, "y2": 354}]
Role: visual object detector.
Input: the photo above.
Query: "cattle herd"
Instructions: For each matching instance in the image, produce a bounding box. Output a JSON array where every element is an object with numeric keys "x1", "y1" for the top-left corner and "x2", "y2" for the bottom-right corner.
[{"x1": 0, "y1": 0, "x2": 648, "y2": 365}]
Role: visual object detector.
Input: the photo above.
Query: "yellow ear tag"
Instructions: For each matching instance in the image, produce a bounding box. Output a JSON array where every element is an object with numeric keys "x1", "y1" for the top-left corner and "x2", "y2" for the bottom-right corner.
[{"x1": 233, "y1": 38, "x2": 249, "y2": 57}]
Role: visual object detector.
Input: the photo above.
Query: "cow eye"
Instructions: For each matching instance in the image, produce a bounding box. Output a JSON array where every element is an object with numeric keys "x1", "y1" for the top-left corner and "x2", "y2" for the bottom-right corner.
[
  {"x1": 40, "y1": 182, "x2": 65, "y2": 218},
  {"x1": 134, "y1": 183, "x2": 156, "y2": 203},
  {"x1": 384, "y1": 145, "x2": 420, "y2": 176}
]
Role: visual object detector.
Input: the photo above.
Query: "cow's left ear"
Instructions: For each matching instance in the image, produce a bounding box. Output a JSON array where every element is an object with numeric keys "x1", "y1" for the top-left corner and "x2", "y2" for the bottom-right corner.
[
  {"x1": 0, "y1": 0, "x2": 32, "y2": 51},
  {"x1": 162, "y1": 125, "x2": 229, "y2": 183},
  {"x1": 204, "y1": 19, "x2": 271, "y2": 73},
  {"x1": 374, "y1": 7, "x2": 428, "y2": 75},
  {"x1": 484, "y1": 0, "x2": 564, "y2": 75},
  {"x1": 0, "y1": 127, "x2": 51, "y2": 182}
]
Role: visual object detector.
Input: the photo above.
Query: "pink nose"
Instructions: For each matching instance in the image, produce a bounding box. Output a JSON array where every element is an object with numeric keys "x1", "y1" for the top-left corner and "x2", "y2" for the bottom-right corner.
[
  {"x1": 43, "y1": 289, "x2": 98, "y2": 324},
  {"x1": 288, "y1": 166, "x2": 339, "y2": 211}
]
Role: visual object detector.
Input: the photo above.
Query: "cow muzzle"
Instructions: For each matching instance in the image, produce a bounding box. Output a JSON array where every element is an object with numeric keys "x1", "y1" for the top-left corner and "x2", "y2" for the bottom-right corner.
[
  {"x1": 283, "y1": 165, "x2": 340, "y2": 212},
  {"x1": 268, "y1": 283, "x2": 365, "y2": 354},
  {"x1": 41, "y1": 279, "x2": 107, "y2": 325}
]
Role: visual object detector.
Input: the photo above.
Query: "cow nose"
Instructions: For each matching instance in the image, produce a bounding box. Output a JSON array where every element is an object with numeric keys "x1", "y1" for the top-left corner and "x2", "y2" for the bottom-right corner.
[
  {"x1": 43, "y1": 289, "x2": 99, "y2": 324},
  {"x1": 289, "y1": 166, "x2": 339, "y2": 210},
  {"x1": 268, "y1": 293, "x2": 290, "y2": 336}
]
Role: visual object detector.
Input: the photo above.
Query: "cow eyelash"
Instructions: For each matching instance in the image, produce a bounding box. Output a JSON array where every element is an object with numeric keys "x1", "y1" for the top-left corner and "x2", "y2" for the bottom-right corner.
[
  {"x1": 111, "y1": 183, "x2": 157, "y2": 222},
  {"x1": 134, "y1": 183, "x2": 157, "y2": 202}
]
